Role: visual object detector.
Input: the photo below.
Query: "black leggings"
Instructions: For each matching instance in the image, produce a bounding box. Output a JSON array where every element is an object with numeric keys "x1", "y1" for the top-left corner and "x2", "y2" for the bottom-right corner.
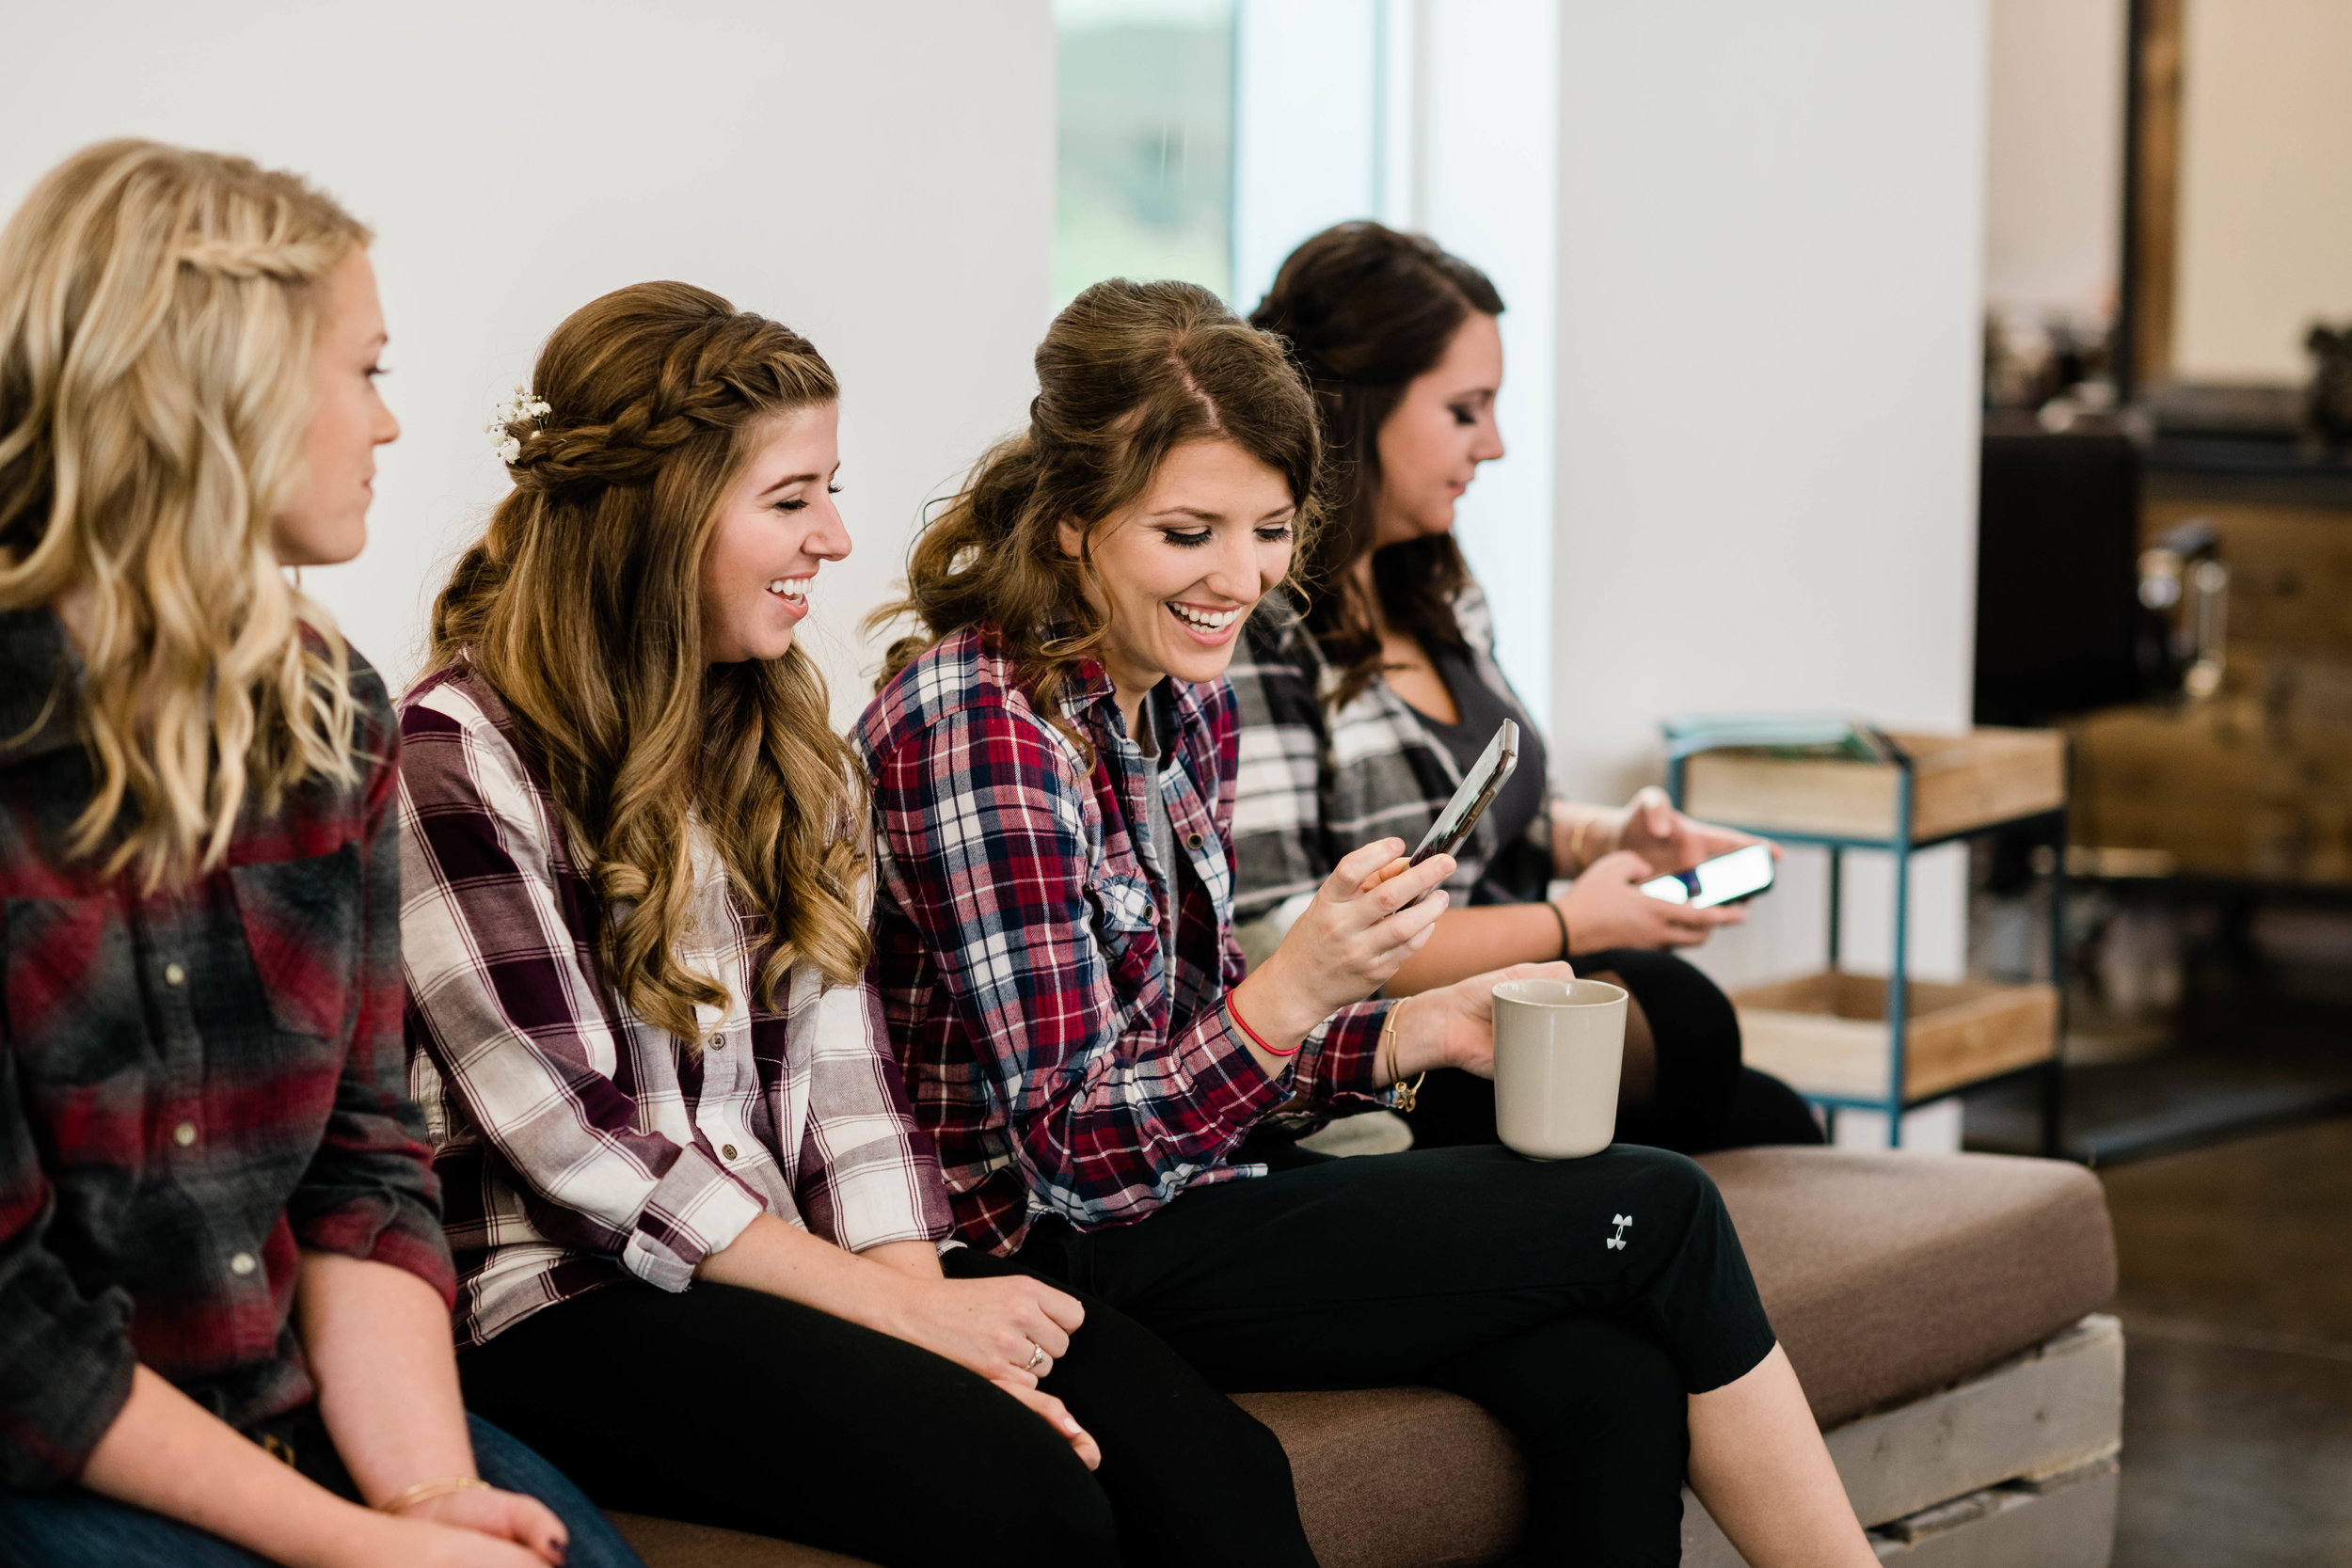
[
  {"x1": 1401, "y1": 947, "x2": 1826, "y2": 1154},
  {"x1": 457, "y1": 1258, "x2": 1318, "y2": 1568},
  {"x1": 1010, "y1": 1142, "x2": 1779, "y2": 1568}
]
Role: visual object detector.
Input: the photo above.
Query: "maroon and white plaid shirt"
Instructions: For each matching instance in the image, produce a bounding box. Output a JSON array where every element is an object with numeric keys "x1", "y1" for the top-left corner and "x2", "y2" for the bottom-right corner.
[
  {"x1": 855, "y1": 627, "x2": 1393, "y2": 1257},
  {"x1": 398, "y1": 664, "x2": 950, "y2": 1348}
]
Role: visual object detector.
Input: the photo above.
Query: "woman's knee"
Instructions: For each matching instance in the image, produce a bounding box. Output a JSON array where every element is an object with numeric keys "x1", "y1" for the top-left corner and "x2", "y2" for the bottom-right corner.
[{"x1": 1594, "y1": 1143, "x2": 1733, "y2": 1235}]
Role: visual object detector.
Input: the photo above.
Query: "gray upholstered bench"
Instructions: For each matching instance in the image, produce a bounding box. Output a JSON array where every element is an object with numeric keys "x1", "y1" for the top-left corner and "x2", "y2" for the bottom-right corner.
[{"x1": 608, "y1": 1147, "x2": 2121, "y2": 1568}]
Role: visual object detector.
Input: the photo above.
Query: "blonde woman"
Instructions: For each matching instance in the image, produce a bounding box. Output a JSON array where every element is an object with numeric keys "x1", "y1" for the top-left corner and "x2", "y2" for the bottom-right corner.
[
  {"x1": 400, "y1": 281, "x2": 1315, "y2": 1566},
  {"x1": 0, "y1": 142, "x2": 640, "y2": 1568}
]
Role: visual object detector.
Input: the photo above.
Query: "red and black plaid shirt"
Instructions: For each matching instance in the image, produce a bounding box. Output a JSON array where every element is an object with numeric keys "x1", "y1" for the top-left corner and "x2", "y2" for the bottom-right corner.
[
  {"x1": 0, "y1": 609, "x2": 453, "y2": 1490},
  {"x1": 854, "y1": 627, "x2": 1392, "y2": 1256}
]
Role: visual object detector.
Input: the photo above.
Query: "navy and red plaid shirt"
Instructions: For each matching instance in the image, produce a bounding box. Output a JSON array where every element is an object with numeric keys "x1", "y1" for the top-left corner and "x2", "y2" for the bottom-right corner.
[
  {"x1": 854, "y1": 626, "x2": 1392, "y2": 1257},
  {"x1": 0, "y1": 609, "x2": 453, "y2": 1490}
]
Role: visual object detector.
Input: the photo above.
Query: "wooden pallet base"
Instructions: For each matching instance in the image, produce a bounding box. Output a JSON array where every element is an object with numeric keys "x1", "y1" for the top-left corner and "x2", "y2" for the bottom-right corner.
[{"x1": 1683, "y1": 1315, "x2": 2122, "y2": 1568}]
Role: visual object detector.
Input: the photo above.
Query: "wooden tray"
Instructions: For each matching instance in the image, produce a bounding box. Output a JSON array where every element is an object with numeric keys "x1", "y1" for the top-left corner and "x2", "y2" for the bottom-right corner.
[
  {"x1": 1683, "y1": 728, "x2": 2065, "y2": 843},
  {"x1": 1731, "y1": 971, "x2": 2058, "y2": 1103}
]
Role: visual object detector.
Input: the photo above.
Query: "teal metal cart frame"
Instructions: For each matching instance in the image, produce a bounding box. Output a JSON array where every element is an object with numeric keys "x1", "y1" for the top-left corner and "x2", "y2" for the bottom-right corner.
[{"x1": 1665, "y1": 736, "x2": 2069, "y2": 1157}]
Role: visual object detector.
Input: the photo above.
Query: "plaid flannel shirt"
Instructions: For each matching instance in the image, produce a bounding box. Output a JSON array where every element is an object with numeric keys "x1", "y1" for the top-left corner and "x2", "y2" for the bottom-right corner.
[
  {"x1": 1227, "y1": 580, "x2": 1556, "y2": 944},
  {"x1": 0, "y1": 610, "x2": 453, "y2": 1489},
  {"x1": 855, "y1": 627, "x2": 1393, "y2": 1257},
  {"x1": 398, "y1": 665, "x2": 949, "y2": 1347}
]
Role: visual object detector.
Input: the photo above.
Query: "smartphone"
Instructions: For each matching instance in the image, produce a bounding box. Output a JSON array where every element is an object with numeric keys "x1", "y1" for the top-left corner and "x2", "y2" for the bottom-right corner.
[
  {"x1": 1640, "y1": 842, "x2": 1774, "y2": 909},
  {"x1": 1394, "y1": 721, "x2": 1518, "y2": 910}
]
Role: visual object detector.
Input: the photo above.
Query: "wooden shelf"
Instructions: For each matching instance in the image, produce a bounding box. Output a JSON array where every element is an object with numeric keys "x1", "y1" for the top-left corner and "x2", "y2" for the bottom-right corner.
[
  {"x1": 1731, "y1": 972, "x2": 2059, "y2": 1104},
  {"x1": 1682, "y1": 728, "x2": 2066, "y2": 844}
]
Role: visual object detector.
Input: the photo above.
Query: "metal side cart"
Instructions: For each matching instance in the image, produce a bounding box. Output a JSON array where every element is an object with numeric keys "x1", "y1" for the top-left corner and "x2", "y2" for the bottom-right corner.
[{"x1": 1664, "y1": 725, "x2": 2070, "y2": 1156}]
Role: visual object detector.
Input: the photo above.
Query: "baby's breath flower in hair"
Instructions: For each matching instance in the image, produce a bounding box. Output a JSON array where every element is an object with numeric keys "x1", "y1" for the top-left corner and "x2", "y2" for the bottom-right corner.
[{"x1": 486, "y1": 384, "x2": 553, "y2": 466}]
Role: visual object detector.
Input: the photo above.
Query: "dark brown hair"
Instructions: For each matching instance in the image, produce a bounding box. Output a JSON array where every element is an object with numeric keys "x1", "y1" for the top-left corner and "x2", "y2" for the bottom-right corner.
[
  {"x1": 872, "y1": 277, "x2": 1324, "y2": 750},
  {"x1": 1248, "y1": 220, "x2": 1504, "y2": 707},
  {"x1": 430, "y1": 281, "x2": 864, "y2": 1046}
]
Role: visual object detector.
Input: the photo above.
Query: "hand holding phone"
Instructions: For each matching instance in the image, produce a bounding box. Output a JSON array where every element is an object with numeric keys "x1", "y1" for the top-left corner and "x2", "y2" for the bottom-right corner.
[
  {"x1": 1639, "y1": 843, "x2": 1775, "y2": 908},
  {"x1": 1394, "y1": 721, "x2": 1518, "y2": 911}
]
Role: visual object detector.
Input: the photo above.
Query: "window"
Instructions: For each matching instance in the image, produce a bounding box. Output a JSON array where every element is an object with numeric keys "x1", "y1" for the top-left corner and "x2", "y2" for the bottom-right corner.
[{"x1": 1053, "y1": 0, "x2": 1237, "y2": 309}]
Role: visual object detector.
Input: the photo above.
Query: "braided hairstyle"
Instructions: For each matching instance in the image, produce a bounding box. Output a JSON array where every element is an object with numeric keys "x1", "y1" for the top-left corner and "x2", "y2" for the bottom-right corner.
[
  {"x1": 430, "y1": 282, "x2": 866, "y2": 1043},
  {"x1": 871, "y1": 277, "x2": 1324, "y2": 755},
  {"x1": 0, "y1": 139, "x2": 369, "y2": 889},
  {"x1": 1248, "y1": 221, "x2": 1504, "y2": 709}
]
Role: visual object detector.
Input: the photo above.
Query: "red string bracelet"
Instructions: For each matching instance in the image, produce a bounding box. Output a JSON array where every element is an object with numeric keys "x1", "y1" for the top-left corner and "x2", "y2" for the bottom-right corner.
[{"x1": 1225, "y1": 994, "x2": 1299, "y2": 1057}]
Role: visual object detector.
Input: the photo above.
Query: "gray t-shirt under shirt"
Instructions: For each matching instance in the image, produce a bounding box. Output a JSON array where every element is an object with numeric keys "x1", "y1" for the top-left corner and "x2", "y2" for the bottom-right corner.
[{"x1": 1132, "y1": 689, "x2": 1184, "y2": 983}]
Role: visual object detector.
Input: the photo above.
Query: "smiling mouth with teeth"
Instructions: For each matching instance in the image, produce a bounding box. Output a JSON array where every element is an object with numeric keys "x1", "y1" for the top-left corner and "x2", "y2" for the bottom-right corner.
[
  {"x1": 1168, "y1": 602, "x2": 1241, "y2": 631},
  {"x1": 768, "y1": 578, "x2": 810, "y2": 602}
]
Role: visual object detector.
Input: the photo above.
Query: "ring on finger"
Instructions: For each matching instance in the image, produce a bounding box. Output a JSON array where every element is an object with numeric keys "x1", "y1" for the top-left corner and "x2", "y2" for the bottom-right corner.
[{"x1": 1023, "y1": 1340, "x2": 1047, "y2": 1373}]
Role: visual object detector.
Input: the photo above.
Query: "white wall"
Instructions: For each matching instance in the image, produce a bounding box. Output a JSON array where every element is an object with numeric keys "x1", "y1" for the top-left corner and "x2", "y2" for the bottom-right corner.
[
  {"x1": 2172, "y1": 0, "x2": 2352, "y2": 382},
  {"x1": 1552, "y1": 1, "x2": 1990, "y2": 994},
  {"x1": 0, "y1": 1, "x2": 1057, "y2": 729},
  {"x1": 1984, "y1": 0, "x2": 2126, "y2": 325}
]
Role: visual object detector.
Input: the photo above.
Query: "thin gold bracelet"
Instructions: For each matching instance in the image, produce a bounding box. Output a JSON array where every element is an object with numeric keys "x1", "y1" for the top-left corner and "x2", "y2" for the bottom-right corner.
[
  {"x1": 1380, "y1": 997, "x2": 1427, "y2": 1114},
  {"x1": 376, "y1": 1476, "x2": 491, "y2": 1514},
  {"x1": 1569, "y1": 812, "x2": 1596, "y2": 873}
]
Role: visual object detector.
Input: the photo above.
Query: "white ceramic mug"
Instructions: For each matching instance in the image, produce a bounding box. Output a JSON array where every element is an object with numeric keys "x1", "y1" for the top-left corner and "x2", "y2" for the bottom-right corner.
[{"x1": 1491, "y1": 977, "x2": 1628, "y2": 1160}]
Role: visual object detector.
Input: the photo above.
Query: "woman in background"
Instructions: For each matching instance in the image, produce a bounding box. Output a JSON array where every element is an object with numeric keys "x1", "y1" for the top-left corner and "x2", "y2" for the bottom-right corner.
[
  {"x1": 1232, "y1": 220, "x2": 1824, "y2": 1154},
  {"x1": 0, "y1": 140, "x2": 633, "y2": 1568},
  {"x1": 401, "y1": 280, "x2": 1316, "y2": 1567},
  {"x1": 857, "y1": 276, "x2": 1879, "y2": 1568}
]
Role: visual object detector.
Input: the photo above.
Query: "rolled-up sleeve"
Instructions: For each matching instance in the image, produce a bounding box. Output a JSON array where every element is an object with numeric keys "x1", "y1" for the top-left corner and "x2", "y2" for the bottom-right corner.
[
  {"x1": 289, "y1": 725, "x2": 458, "y2": 1305},
  {"x1": 398, "y1": 698, "x2": 764, "y2": 1291}
]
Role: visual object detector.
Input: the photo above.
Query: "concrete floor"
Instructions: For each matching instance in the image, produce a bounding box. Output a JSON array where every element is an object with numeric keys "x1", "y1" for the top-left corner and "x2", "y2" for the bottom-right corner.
[{"x1": 2100, "y1": 1116, "x2": 2352, "y2": 1567}]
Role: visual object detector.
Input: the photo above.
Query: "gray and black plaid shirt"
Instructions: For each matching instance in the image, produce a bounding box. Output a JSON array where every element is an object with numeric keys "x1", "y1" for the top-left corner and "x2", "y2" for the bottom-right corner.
[{"x1": 1226, "y1": 582, "x2": 1556, "y2": 953}]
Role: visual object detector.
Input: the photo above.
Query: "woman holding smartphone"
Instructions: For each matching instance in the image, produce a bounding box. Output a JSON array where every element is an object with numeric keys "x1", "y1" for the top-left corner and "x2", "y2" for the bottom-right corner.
[
  {"x1": 855, "y1": 277, "x2": 1879, "y2": 1568},
  {"x1": 1230, "y1": 220, "x2": 1824, "y2": 1154},
  {"x1": 400, "y1": 280, "x2": 1319, "y2": 1567}
]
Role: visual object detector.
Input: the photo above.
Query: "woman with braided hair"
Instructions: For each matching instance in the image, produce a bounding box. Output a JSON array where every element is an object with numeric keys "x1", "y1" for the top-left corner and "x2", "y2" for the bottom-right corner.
[
  {"x1": 401, "y1": 280, "x2": 1320, "y2": 1566},
  {"x1": 0, "y1": 141, "x2": 639, "y2": 1568}
]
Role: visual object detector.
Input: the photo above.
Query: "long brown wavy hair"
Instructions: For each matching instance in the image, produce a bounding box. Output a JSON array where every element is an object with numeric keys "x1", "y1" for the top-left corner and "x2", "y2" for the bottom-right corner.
[
  {"x1": 429, "y1": 281, "x2": 865, "y2": 1044},
  {"x1": 872, "y1": 278, "x2": 1324, "y2": 745},
  {"x1": 0, "y1": 140, "x2": 368, "y2": 889},
  {"x1": 1248, "y1": 221, "x2": 1504, "y2": 708}
]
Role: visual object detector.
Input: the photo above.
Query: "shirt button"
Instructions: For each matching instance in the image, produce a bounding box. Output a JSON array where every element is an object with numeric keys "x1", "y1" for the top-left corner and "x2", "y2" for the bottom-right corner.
[
  {"x1": 721, "y1": 1144, "x2": 739, "y2": 1162},
  {"x1": 172, "y1": 1121, "x2": 199, "y2": 1148},
  {"x1": 229, "y1": 1252, "x2": 258, "y2": 1276},
  {"x1": 163, "y1": 963, "x2": 186, "y2": 988},
  {"x1": 707, "y1": 1034, "x2": 725, "y2": 1051},
  {"x1": 1185, "y1": 832, "x2": 1204, "y2": 850}
]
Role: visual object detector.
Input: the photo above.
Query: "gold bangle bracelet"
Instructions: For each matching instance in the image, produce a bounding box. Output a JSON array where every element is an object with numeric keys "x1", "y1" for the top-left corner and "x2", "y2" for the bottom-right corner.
[
  {"x1": 1379, "y1": 998, "x2": 1427, "y2": 1113},
  {"x1": 1569, "y1": 812, "x2": 1596, "y2": 873},
  {"x1": 376, "y1": 1476, "x2": 491, "y2": 1514}
]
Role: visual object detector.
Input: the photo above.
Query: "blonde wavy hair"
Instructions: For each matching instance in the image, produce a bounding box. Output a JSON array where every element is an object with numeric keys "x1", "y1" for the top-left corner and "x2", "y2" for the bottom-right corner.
[
  {"x1": 0, "y1": 139, "x2": 369, "y2": 889},
  {"x1": 430, "y1": 282, "x2": 868, "y2": 1044}
]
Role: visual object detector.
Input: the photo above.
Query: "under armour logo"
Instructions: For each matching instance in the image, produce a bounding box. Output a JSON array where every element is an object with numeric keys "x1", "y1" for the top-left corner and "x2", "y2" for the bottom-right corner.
[{"x1": 1607, "y1": 1213, "x2": 1632, "y2": 1250}]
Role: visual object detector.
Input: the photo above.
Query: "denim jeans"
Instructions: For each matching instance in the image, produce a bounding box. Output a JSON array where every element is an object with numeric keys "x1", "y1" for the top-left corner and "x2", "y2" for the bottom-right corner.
[{"x1": 0, "y1": 1413, "x2": 644, "y2": 1568}]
